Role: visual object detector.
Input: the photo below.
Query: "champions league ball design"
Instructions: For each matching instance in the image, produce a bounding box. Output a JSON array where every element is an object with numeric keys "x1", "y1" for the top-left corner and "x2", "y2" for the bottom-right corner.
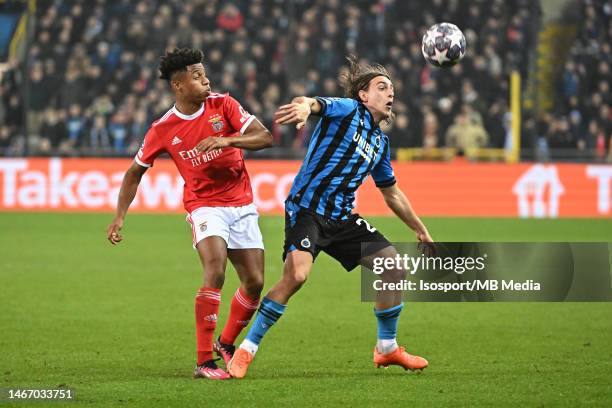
[{"x1": 421, "y1": 23, "x2": 466, "y2": 67}]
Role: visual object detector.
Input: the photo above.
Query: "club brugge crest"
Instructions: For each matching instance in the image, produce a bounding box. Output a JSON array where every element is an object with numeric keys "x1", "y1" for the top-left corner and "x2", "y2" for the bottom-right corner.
[
  {"x1": 209, "y1": 114, "x2": 224, "y2": 132},
  {"x1": 375, "y1": 135, "x2": 382, "y2": 147},
  {"x1": 300, "y1": 237, "x2": 311, "y2": 248}
]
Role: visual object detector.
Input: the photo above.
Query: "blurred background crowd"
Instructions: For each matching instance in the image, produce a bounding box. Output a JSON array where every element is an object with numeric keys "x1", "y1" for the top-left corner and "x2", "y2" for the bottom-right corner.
[
  {"x1": 544, "y1": 0, "x2": 612, "y2": 160},
  {"x1": 0, "y1": 0, "x2": 610, "y2": 161}
]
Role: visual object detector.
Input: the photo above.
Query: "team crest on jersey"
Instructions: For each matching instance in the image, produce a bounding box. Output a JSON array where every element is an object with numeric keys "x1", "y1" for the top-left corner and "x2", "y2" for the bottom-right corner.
[
  {"x1": 300, "y1": 237, "x2": 311, "y2": 249},
  {"x1": 199, "y1": 221, "x2": 207, "y2": 232},
  {"x1": 209, "y1": 114, "x2": 224, "y2": 132},
  {"x1": 375, "y1": 135, "x2": 382, "y2": 147}
]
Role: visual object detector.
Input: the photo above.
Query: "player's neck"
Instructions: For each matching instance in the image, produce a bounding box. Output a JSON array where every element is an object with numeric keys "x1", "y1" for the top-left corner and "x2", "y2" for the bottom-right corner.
[
  {"x1": 174, "y1": 100, "x2": 204, "y2": 116},
  {"x1": 366, "y1": 106, "x2": 384, "y2": 126},
  {"x1": 361, "y1": 102, "x2": 385, "y2": 126}
]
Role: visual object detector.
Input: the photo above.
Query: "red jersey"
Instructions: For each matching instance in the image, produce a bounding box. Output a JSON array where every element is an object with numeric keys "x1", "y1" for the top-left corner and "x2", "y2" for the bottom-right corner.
[{"x1": 135, "y1": 92, "x2": 256, "y2": 212}]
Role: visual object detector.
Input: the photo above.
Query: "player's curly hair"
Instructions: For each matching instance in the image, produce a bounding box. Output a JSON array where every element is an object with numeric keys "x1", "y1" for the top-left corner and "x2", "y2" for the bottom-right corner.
[
  {"x1": 158, "y1": 48, "x2": 204, "y2": 81},
  {"x1": 340, "y1": 55, "x2": 391, "y2": 101}
]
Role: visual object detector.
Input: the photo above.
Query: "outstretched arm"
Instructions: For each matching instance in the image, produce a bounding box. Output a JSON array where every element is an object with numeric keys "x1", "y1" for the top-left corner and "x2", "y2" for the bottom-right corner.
[
  {"x1": 106, "y1": 162, "x2": 148, "y2": 245},
  {"x1": 274, "y1": 96, "x2": 322, "y2": 130},
  {"x1": 196, "y1": 118, "x2": 273, "y2": 153},
  {"x1": 379, "y1": 184, "x2": 433, "y2": 243}
]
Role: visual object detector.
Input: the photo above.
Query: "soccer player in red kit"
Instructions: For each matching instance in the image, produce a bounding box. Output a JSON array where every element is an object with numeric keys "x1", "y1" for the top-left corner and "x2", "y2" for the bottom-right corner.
[{"x1": 106, "y1": 48, "x2": 273, "y2": 380}]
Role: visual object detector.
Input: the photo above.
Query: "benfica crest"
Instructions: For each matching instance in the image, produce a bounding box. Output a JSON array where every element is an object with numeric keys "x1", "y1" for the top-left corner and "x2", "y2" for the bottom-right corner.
[{"x1": 209, "y1": 114, "x2": 224, "y2": 132}]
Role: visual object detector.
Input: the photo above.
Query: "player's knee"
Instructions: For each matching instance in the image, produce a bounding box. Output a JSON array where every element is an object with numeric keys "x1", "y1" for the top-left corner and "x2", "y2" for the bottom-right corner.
[
  {"x1": 287, "y1": 270, "x2": 308, "y2": 287},
  {"x1": 203, "y1": 259, "x2": 226, "y2": 287},
  {"x1": 203, "y1": 254, "x2": 226, "y2": 273},
  {"x1": 243, "y1": 275, "x2": 264, "y2": 296},
  {"x1": 383, "y1": 267, "x2": 406, "y2": 283},
  {"x1": 204, "y1": 272, "x2": 225, "y2": 288}
]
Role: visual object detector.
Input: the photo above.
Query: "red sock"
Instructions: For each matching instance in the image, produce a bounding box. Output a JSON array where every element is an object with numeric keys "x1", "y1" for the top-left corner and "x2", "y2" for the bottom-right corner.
[
  {"x1": 220, "y1": 287, "x2": 260, "y2": 345},
  {"x1": 195, "y1": 287, "x2": 221, "y2": 365}
]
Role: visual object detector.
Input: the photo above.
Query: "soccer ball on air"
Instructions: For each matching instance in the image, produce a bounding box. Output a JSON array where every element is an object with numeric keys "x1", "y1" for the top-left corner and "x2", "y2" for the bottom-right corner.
[{"x1": 421, "y1": 23, "x2": 466, "y2": 68}]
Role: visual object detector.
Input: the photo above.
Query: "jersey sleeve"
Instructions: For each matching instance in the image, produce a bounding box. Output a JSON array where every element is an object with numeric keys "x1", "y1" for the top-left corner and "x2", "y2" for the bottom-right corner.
[
  {"x1": 135, "y1": 126, "x2": 164, "y2": 167},
  {"x1": 314, "y1": 97, "x2": 358, "y2": 119},
  {"x1": 223, "y1": 95, "x2": 255, "y2": 134},
  {"x1": 371, "y1": 142, "x2": 396, "y2": 188}
]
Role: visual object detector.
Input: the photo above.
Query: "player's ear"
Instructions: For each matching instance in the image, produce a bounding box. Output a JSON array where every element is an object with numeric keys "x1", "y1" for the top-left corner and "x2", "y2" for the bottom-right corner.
[
  {"x1": 170, "y1": 78, "x2": 181, "y2": 93},
  {"x1": 358, "y1": 89, "x2": 368, "y2": 103},
  {"x1": 170, "y1": 71, "x2": 184, "y2": 93}
]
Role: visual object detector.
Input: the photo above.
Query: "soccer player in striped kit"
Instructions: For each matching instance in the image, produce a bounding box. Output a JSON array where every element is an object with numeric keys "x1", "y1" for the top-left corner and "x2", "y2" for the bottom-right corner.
[
  {"x1": 229, "y1": 56, "x2": 433, "y2": 379},
  {"x1": 107, "y1": 48, "x2": 272, "y2": 380}
]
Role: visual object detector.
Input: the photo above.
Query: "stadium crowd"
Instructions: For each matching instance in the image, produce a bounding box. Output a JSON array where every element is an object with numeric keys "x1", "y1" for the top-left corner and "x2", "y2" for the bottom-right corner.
[
  {"x1": 542, "y1": 0, "x2": 612, "y2": 161},
  {"x1": 0, "y1": 0, "x2": 608, "y2": 161}
]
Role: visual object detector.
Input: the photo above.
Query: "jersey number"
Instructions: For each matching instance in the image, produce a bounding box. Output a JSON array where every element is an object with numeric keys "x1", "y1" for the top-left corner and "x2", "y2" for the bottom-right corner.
[
  {"x1": 239, "y1": 105, "x2": 249, "y2": 118},
  {"x1": 356, "y1": 218, "x2": 377, "y2": 233}
]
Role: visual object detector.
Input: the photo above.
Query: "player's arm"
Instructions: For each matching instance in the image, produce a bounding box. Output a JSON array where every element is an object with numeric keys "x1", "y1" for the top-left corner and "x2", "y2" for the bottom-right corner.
[
  {"x1": 106, "y1": 162, "x2": 148, "y2": 245},
  {"x1": 196, "y1": 118, "x2": 273, "y2": 153},
  {"x1": 379, "y1": 184, "x2": 433, "y2": 244},
  {"x1": 228, "y1": 118, "x2": 274, "y2": 150},
  {"x1": 274, "y1": 96, "x2": 322, "y2": 130}
]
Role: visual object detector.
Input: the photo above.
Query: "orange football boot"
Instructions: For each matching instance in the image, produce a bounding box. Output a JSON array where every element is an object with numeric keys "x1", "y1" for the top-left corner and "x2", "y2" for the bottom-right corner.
[
  {"x1": 373, "y1": 346, "x2": 429, "y2": 371},
  {"x1": 227, "y1": 348, "x2": 254, "y2": 379}
]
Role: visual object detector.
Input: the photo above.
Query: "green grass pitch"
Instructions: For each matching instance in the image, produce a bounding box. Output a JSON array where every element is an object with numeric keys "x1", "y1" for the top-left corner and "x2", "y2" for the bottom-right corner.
[{"x1": 1, "y1": 213, "x2": 611, "y2": 407}]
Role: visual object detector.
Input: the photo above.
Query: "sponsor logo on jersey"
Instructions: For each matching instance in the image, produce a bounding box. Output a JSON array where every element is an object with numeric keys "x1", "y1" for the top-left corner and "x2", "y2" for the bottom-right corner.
[
  {"x1": 171, "y1": 136, "x2": 182, "y2": 145},
  {"x1": 353, "y1": 132, "x2": 376, "y2": 163},
  {"x1": 301, "y1": 237, "x2": 311, "y2": 248},
  {"x1": 179, "y1": 147, "x2": 223, "y2": 167}
]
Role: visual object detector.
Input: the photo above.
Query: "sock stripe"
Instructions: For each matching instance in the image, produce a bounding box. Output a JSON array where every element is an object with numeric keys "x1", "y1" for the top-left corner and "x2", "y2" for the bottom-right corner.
[
  {"x1": 197, "y1": 289, "x2": 221, "y2": 295},
  {"x1": 235, "y1": 296, "x2": 258, "y2": 310},
  {"x1": 196, "y1": 294, "x2": 221, "y2": 302},
  {"x1": 196, "y1": 288, "x2": 221, "y2": 302},
  {"x1": 235, "y1": 289, "x2": 259, "y2": 309},
  {"x1": 257, "y1": 307, "x2": 280, "y2": 322},
  {"x1": 259, "y1": 304, "x2": 283, "y2": 319},
  {"x1": 236, "y1": 288, "x2": 258, "y2": 305}
]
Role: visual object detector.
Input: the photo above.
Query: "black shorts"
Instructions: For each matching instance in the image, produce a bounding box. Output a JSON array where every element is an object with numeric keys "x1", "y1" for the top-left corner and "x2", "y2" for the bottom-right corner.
[{"x1": 282, "y1": 203, "x2": 392, "y2": 271}]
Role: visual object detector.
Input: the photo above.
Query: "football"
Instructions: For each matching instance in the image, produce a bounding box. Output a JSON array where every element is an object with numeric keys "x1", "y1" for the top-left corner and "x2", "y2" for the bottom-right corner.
[{"x1": 421, "y1": 23, "x2": 466, "y2": 67}]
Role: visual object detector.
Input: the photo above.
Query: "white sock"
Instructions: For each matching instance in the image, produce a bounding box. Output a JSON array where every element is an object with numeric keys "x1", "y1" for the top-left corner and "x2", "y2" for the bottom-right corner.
[
  {"x1": 377, "y1": 338, "x2": 398, "y2": 355},
  {"x1": 240, "y1": 339, "x2": 259, "y2": 356}
]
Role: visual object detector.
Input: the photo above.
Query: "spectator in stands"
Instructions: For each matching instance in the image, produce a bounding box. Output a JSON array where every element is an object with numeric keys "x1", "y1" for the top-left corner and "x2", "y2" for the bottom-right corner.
[
  {"x1": 422, "y1": 108, "x2": 440, "y2": 149},
  {"x1": 65, "y1": 104, "x2": 85, "y2": 149},
  {"x1": 445, "y1": 109, "x2": 489, "y2": 153},
  {"x1": 88, "y1": 114, "x2": 111, "y2": 152},
  {"x1": 38, "y1": 108, "x2": 67, "y2": 155},
  {"x1": 108, "y1": 110, "x2": 128, "y2": 153}
]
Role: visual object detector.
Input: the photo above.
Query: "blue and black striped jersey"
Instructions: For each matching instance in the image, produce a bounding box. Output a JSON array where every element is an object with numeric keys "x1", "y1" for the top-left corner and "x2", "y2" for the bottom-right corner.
[{"x1": 287, "y1": 97, "x2": 396, "y2": 220}]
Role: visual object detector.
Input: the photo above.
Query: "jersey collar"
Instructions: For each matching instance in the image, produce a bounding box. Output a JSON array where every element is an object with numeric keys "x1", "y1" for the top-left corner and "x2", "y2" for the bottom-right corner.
[{"x1": 172, "y1": 103, "x2": 205, "y2": 120}]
